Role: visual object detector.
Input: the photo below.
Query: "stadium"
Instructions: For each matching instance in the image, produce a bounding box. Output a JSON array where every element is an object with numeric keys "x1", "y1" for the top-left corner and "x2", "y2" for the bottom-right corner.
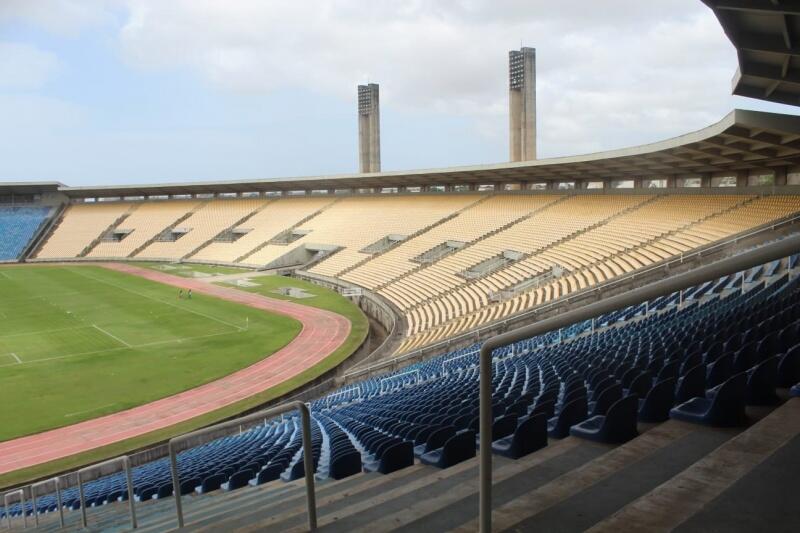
[{"x1": 1, "y1": 1, "x2": 800, "y2": 532}]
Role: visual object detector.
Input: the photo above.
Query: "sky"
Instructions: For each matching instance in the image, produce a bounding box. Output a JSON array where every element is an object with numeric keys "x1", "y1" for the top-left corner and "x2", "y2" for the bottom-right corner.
[{"x1": 1, "y1": 0, "x2": 799, "y2": 186}]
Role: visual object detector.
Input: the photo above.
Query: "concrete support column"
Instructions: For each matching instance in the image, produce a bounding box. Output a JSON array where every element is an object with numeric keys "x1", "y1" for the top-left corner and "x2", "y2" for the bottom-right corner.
[
  {"x1": 775, "y1": 167, "x2": 788, "y2": 186},
  {"x1": 737, "y1": 170, "x2": 749, "y2": 188},
  {"x1": 358, "y1": 84, "x2": 381, "y2": 173},
  {"x1": 509, "y1": 47, "x2": 536, "y2": 162},
  {"x1": 700, "y1": 173, "x2": 711, "y2": 188}
]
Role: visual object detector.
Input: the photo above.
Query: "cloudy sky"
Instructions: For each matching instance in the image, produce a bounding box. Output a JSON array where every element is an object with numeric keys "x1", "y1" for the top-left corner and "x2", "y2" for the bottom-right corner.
[{"x1": 1, "y1": 0, "x2": 798, "y2": 186}]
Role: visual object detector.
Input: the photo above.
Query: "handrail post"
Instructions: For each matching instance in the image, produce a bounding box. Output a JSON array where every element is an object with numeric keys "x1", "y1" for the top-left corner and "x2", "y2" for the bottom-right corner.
[
  {"x1": 31, "y1": 485, "x2": 37, "y2": 528},
  {"x1": 78, "y1": 456, "x2": 136, "y2": 530},
  {"x1": 78, "y1": 469, "x2": 87, "y2": 528},
  {"x1": 124, "y1": 456, "x2": 138, "y2": 529},
  {"x1": 55, "y1": 477, "x2": 64, "y2": 529},
  {"x1": 299, "y1": 403, "x2": 318, "y2": 531},
  {"x1": 479, "y1": 341, "x2": 495, "y2": 533}
]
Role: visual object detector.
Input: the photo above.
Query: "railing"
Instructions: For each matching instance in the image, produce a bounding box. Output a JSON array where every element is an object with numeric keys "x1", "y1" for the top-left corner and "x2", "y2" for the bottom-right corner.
[
  {"x1": 30, "y1": 478, "x2": 64, "y2": 529},
  {"x1": 168, "y1": 400, "x2": 317, "y2": 530},
  {"x1": 346, "y1": 211, "x2": 800, "y2": 382},
  {"x1": 77, "y1": 456, "x2": 137, "y2": 529},
  {"x1": 475, "y1": 232, "x2": 800, "y2": 532},
  {"x1": 3, "y1": 489, "x2": 25, "y2": 530}
]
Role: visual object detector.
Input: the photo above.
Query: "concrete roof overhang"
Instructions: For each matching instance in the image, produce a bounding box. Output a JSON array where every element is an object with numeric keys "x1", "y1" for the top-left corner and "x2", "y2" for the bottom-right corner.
[
  {"x1": 704, "y1": 0, "x2": 800, "y2": 106},
  {"x1": 59, "y1": 109, "x2": 800, "y2": 198}
]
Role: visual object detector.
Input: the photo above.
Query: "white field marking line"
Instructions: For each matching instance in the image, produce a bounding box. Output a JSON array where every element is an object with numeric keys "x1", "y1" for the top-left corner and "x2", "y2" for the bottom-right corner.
[
  {"x1": 0, "y1": 270, "x2": 10, "y2": 280},
  {"x1": 0, "y1": 325, "x2": 95, "y2": 340},
  {"x1": 69, "y1": 267, "x2": 245, "y2": 332},
  {"x1": 0, "y1": 329, "x2": 243, "y2": 368},
  {"x1": 64, "y1": 403, "x2": 117, "y2": 418},
  {"x1": 8, "y1": 353, "x2": 21, "y2": 364},
  {"x1": 92, "y1": 324, "x2": 131, "y2": 348}
]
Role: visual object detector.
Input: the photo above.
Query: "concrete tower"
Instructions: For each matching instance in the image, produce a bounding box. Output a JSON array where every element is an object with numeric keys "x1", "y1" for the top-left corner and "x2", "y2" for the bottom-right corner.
[
  {"x1": 358, "y1": 83, "x2": 381, "y2": 173},
  {"x1": 509, "y1": 47, "x2": 537, "y2": 162}
]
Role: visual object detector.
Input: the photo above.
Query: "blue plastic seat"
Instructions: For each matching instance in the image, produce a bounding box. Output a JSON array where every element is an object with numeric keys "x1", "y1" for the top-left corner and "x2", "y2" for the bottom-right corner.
[
  {"x1": 199, "y1": 473, "x2": 227, "y2": 493},
  {"x1": 364, "y1": 441, "x2": 414, "y2": 474},
  {"x1": 414, "y1": 426, "x2": 455, "y2": 457},
  {"x1": 588, "y1": 383, "x2": 622, "y2": 417},
  {"x1": 227, "y1": 469, "x2": 254, "y2": 491},
  {"x1": 745, "y1": 356, "x2": 780, "y2": 405},
  {"x1": 330, "y1": 451, "x2": 361, "y2": 480},
  {"x1": 570, "y1": 395, "x2": 639, "y2": 444},
  {"x1": 670, "y1": 372, "x2": 747, "y2": 427},
  {"x1": 256, "y1": 464, "x2": 283, "y2": 485},
  {"x1": 790, "y1": 383, "x2": 800, "y2": 397},
  {"x1": 547, "y1": 397, "x2": 588, "y2": 438},
  {"x1": 420, "y1": 430, "x2": 476, "y2": 468},
  {"x1": 491, "y1": 413, "x2": 547, "y2": 459},
  {"x1": 675, "y1": 363, "x2": 706, "y2": 403},
  {"x1": 777, "y1": 343, "x2": 800, "y2": 387},
  {"x1": 638, "y1": 378, "x2": 675, "y2": 423},
  {"x1": 155, "y1": 483, "x2": 173, "y2": 499}
]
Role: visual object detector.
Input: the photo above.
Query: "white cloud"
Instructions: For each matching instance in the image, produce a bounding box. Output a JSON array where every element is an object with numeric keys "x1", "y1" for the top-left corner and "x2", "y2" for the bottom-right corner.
[
  {"x1": 0, "y1": 0, "x2": 116, "y2": 36},
  {"x1": 112, "y1": 0, "x2": 746, "y2": 158}
]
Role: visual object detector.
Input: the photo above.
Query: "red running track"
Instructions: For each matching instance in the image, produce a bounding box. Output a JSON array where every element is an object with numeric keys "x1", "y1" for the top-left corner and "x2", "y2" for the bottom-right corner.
[{"x1": 0, "y1": 263, "x2": 351, "y2": 476}]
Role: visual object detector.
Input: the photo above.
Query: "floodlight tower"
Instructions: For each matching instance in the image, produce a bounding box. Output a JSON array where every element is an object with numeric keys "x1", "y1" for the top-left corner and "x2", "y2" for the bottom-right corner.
[
  {"x1": 509, "y1": 47, "x2": 537, "y2": 161},
  {"x1": 358, "y1": 83, "x2": 381, "y2": 173}
]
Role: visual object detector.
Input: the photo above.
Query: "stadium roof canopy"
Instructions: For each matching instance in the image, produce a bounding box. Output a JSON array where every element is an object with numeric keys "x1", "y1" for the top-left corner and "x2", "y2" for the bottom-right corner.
[
  {"x1": 59, "y1": 110, "x2": 800, "y2": 198},
  {"x1": 0, "y1": 182, "x2": 63, "y2": 195},
  {"x1": 704, "y1": 0, "x2": 800, "y2": 106}
]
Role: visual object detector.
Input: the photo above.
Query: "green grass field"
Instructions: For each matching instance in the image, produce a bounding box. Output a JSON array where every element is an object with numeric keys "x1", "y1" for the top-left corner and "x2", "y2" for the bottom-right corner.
[
  {"x1": 133, "y1": 261, "x2": 251, "y2": 277},
  {"x1": 0, "y1": 265, "x2": 302, "y2": 442},
  {"x1": 0, "y1": 264, "x2": 366, "y2": 489}
]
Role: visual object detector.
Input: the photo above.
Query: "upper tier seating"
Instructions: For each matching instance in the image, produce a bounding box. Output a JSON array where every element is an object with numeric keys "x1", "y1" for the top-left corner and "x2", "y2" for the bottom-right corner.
[
  {"x1": 0, "y1": 206, "x2": 50, "y2": 261},
  {"x1": 4, "y1": 252, "x2": 798, "y2": 522}
]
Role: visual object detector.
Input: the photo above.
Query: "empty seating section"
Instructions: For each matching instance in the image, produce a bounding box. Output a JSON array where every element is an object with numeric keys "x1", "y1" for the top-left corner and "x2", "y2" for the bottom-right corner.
[
  {"x1": 394, "y1": 195, "x2": 800, "y2": 353},
  {"x1": 35, "y1": 203, "x2": 131, "y2": 259},
  {"x1": 87, "y1": 200, "x2": 201, "y2": 258},
  {"x1": 136, "y1": 199, "x2": 263, "y2": 260},
  {"x1": 340, "y1": 195, "x2": 560, "y2": 289},
  {"x1": 23, "y1": 193, "x2": 800, "y2": 355},
  {"x1": 192, "y1": 197, "x2": 336, "y2": 264},
  {"x1": 0, "y1": 206, "x2": 50, "y2": 261},
  {"x1": 4, "y1": 254, "x2": 798, "y2": 524},
  {"x1": 300, "y1": 195, "x2": 480, "y2": 276}
]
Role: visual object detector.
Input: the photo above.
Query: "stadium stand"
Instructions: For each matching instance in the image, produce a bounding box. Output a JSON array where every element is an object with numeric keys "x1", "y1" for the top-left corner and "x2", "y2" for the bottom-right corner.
[
  {"x1": 3, "y1": 251, "x2": 798, "y2": 530},
  {"x1": 35, "y1": 203, "x2": 132, "y2": 260},
  {"x1": 26, "y1": 192, "x2": 800, "y2": 359},
  {"x1": 0, "y1": 206, "x2": 50, "y2": 261}
]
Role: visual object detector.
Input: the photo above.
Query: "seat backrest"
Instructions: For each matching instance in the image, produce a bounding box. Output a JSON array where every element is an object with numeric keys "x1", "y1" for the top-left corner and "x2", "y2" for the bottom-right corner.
[
  {"x1": 602, "y1": 395, "x2": 639, "y2": 439},
  {"x1": 492, "y1": 415, "x2": 518, "y2": 441},
  {"x1": 676, "y1": 363, "x2": 706, "y2": 403},
  {"x1": 512, "y1": 413, "x2": 547, "y2": 454},
  {"x1": 441, "y1": 430, "x2": 476, "y2": 465},
  {"x1": 555, "y1": 397, "x2": 588, "y2": 432},
  {"x1": 710, "y1": 372, "x2": 747, "y2": 411},
  {"x1": 425, "y1": 426, "x2": 456, "y2": 452},
  {"x1": 778, "y1": 343, "x2": 800, "y2": 386}
]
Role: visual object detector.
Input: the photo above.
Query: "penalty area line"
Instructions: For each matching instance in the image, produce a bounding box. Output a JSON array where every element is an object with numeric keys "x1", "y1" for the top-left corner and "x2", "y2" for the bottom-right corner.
[
  {"x1": 92, "y1": 324, "x2": 132, "y2": 348},
  {"x1": 8, "y1": 353, "x2": 21, "y2": 364}
]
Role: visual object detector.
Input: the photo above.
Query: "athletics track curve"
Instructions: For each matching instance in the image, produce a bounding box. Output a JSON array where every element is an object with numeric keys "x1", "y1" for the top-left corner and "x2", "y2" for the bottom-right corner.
[{"x1": 0, "y1": 263, "x2": 351, "y2": 476}]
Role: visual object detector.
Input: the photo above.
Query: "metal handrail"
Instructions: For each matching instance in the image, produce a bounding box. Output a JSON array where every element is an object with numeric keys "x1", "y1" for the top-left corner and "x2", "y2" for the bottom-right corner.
[
  {"x1": 346, "y1": 211, "x2": 800, "y2": 381},
  {"x1": 3, "y1": 489, "x2": 24, "y2": 530},
  {"x1": 167, "y1": 400, "x2": 316, "y2": 530},
  {"x1": 29, "y1": 477, "x2": 64, "y2": 529},
  {"x1": 77, "y1": 456, "x2": 136, "y2": 529},
  {"x1": 476, "y1": 233, "x2": 800, "y2": 532}
]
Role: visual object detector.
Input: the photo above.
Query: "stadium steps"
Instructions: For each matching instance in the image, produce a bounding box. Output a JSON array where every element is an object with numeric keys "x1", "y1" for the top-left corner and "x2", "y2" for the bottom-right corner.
[
  {"x1": 79, "y1": 204, "x2": 141, "y2": 258},
  {"x1": 333, "y1": 194, "x2": 495, "y2": 278},
  {"x1": 373, "y1": 195, "x2": 571, "y2": 292},
  {"x1": 235, "y1": 198, "x2": 342, "y2": 264},
  {"x1": 182, "y1": 200, "x2": 275, "y2": 261},
  {"x1": 127, "y1": 202, "x2": 209, "y2": 259}
]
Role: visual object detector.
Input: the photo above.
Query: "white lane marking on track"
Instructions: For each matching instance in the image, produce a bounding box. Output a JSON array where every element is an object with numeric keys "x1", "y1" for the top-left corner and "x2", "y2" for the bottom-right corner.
[
  {"x1": 92, "y1": 324, "x2": 132, "y2": 347},
  {"x1": 70, "y1": 267, "x2": 245, "y2": 331}
]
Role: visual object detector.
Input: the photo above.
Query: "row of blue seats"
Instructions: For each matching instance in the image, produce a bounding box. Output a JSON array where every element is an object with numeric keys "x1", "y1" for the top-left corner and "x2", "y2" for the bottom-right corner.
[
  {"x1": 3, "y1": 256, "x2": 800, "y2": 521},
  {"x1": 0, "y1": 206, "x2": 50, "y2": 261}
]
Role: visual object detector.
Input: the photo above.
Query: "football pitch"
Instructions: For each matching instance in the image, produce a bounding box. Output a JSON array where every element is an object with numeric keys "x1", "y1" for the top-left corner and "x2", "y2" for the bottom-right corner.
[{"x1": 0, "y1": 265, "x2": 303, "y2": 442}]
